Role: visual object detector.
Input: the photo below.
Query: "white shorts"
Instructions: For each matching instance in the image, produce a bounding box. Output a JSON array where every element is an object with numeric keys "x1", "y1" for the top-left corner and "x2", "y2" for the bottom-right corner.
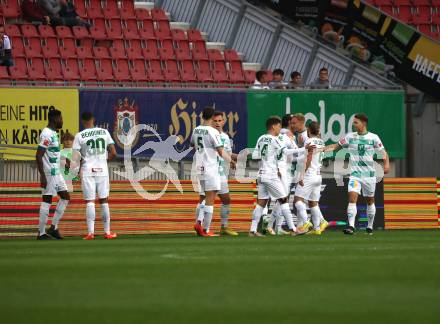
[
  {"x1": 257, "y1": 177, "x2": 287, "y2": 200},
  {"x1": 348, "y1": 176, "x2": 376, "y2": 197},
  {"x1": 81, "y1": 176, "x2": 110, "y2": 201},
  {"x1": 199, "y1": 176, "x2": 228, "y2": 196},
  {"x1": 280, "y1": 171, "x2": 292, "y2": 195},
  {"x1": 42, "y1": 174, "x2": 68, "y2": 196},
  {"x1": 295, "y1": 174, "x2": 322, "y2": 201},
  {"x1": 197, "y1": 174, "x2": 221, "y2": 194}
]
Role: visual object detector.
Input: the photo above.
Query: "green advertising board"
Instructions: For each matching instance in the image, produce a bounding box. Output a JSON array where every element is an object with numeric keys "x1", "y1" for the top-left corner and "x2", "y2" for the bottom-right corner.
[{"x1": 247, "y1": 90, "x2": 406, "y2": 158}]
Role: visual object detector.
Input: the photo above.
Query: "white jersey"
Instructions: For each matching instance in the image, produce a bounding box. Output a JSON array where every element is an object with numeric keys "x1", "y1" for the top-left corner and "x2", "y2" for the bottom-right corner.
[
  {"x1": 338, "y1": 131, "x2": 385, "y2": 178},
  {"x1": 73, "y1": 127, "x2": 115, "y2": 177},
  {"x1": 191, "y1": 125, "x2": 223, "y2": 175},
  {"x1": 218, "y1": 132, "x2": 232, "y2": 177},
  {"x1": 39, "y1": 127, "x2": 61, "y2": 176},
  {"x1": 304, "y1": 137, "x2": 325, "y2": 176},
  {"x1": 296, "y1": 129, "x2": 308, "y2": 148},
  {"x1": 276, "y1": 133, "x2": 296, "y2": 173},
  {"x1": 252, "y1": 134, "x2": 282, "y2": 180}
]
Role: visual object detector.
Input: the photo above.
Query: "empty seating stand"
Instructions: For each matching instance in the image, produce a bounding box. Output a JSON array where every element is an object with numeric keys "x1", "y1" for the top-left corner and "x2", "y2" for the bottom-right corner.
[{"x1": 0, "y1": 0, "x2": 254, "y2": 87}]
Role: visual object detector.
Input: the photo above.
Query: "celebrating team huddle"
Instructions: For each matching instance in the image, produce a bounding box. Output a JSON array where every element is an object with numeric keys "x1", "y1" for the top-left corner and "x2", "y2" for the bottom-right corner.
[
  {"x1": 35, "y1": 106, "x2": 389, "y2": 240},
  {"x1": 192, "y1": 107, "x2": 389, "y2": 237}
]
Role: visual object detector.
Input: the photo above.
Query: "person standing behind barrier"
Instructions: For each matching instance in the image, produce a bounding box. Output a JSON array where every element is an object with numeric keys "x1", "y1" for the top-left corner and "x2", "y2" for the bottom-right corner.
[
  {"x1": 0, "y1": 26, "x2": 13, "y2": 67},
  {"x1": 268, "y1": 69, "x2": 287, "y2": 89},
  {"x1": 287, "y1": 71, "x2": 302, "y2": 89},
  {"x1": 252, "y1": 70, "x2": 270, "y2": 89},
  {"x1": 311, "y1": 67, "x2": 331, "y2": 89}
]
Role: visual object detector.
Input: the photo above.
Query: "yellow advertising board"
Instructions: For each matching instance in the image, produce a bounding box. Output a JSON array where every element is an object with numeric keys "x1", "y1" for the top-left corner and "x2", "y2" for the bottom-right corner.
[{"x1": 0, "y1": 88, "x2": 79, "y2": 160}]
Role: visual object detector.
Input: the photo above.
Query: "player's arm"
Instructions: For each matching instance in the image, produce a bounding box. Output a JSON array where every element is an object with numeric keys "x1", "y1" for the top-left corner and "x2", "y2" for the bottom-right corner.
[
  {"x1": 35, "y1": 147, "x2": 47, "y2": 189},
  {"x1": 107, "y1": 144, "x2": 116, "y2": 161},
  {"x1": 324, "y1": 143, "x2": 341, "y2": 152},
  {"x1": 304, "y1": 150, "x2": 313, "y2": 172},
  {"x1": 382, "y1": 150, "x2": 390, "y2": 174}
]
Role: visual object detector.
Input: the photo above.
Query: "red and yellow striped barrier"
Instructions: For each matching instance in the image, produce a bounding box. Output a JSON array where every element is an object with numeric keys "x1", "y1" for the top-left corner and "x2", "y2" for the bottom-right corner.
[
  {"x1": 0, "y1": 181, "x2": 256, "y2": 238},
  {"x1": 384, "y1": 178, "x2": 439, "y2": 229}
]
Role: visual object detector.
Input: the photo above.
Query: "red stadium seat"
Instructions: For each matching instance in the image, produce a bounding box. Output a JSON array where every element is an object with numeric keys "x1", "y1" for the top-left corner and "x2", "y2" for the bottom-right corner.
[
  {"x1": 56, "y1": 26, "x2": 74, "y2": 38},
  {"x1": 147, "y1": 59, "x2": 162, "y2": 71},
  {"x1": 59, "y1": 38, "x2": 77, "y2": 58},
  {"x1": 110, "y1": 46, "x2": 126, "y2": 59},
  {"x1": 207, "y1": 49, "x2": 224, "y2": 61},
  {"x1": 76, "y1": 46, "x2": 94, "y2": 58},
  {"x1": 62, "y1": 58, "x2": 80, "y2": 82},
  {"x1": 180, "y1": 60, "x2": 195, "y2": 74},
  {"x1": 224, "y1": 49, "x2": 241, "y2": 62},
  {"x1": 229, "y1": 70, "x2": 245, "y2": 84},
  {"x1": 396, "y1": 6, "x2": 411, "y2": 22},
  {"x1": 120, "y1": 0, "x2": 136, "y2": 20},
  {"x1": 191, "y1": 48, "x2": 208, "y2": 60},
  {"x1": 413, "y1": 0, "x2": 431, "y2": 6},
  {"x1": 212, "y1": 69, "x2": 229, "y2": 83},
  {"x1": 2, "y1": 0, "x2": 21, "y2": 18},
  {"x1": 244, "y1": 70, "x2": 256, "y2": 84},
  {"x1": 141, "y1": 47, "x2": 158, "y2": 60},
  {"x1": 171, "y1": 29, "x2": 187, "y2": 41},
  {"x1": 163, "y1": 69, "x2": 180, "y2": 83},
  {"x1": 87, "y1": 5, "x2": 103, "y2": 19},
  {"x1": 187, "y1": 29, "x2": 204, "y2": 42},
  {"x1": 229, "y1": 60, "x2": 243, "y2": 73},
  {"x1": 9, "y1": 58, "x2": 28, "y2": 80},
  {"x1": 196, "y1": 69, "x2": 214, "y2": 83},
  {"x1": 24, "y1": 38, "x2": 43, "y2": 58},
  {"x1": 139, "y1": 26, "x2": 156, "y2": 40},
  {"x1": 5, "y1": 24, "x2": 21, "y2": 37},
  {"x1": 45, "y1": 58, "x2": 64, "y2": 81},
  {"x1": 135, "y1": 8, "x2": 152, "y2": 21},
  {"x1": 379, "y1": 5, "x2": 393, "y2": 16},
  {"x1": 42, "y1": 38, "x2": 60, "y2": 58},
  {"x1": 93, "y1": 46, "x2": 111, "y2": 59},
  {"x1": 174, "y1": 48, "x2": 191, "y2": 61},
  {"x1": 113, "y1": 59, "x2": 131, "y2": 81},
  {"x1": 38, "y1": 25, "x2": 56, "y2": 38},
  {"x1": 164, "y1": 59, "x2": 178, "y2": 72},
  {"x1": 21, "y1": 24, "x2": 39, "y2": 38},
  {"x1": 72, "y1": 0, "x2": 87, "y2": 18},
  {"x1": 158, "y1": 47, "x2": 175, "y2": 60},
  {"x1": 28, "y1": 58, "x2": 46, "y2": 81},
  {"x1": 151, "y1": 8, "x2": 168, "y2": 21},
  {"x1": 180, "y1": 70, "x2": 197, "y2": 83},
  {"x1": 148, "y1": 68, "x2": 165, "y2": 82},
  {"x1": 103, "y1": 0, "x2": 120, "y2": 19},
  {"x1": 122, "y1": 27, "x2": 140, "y2": 39},
  {"x1": 72, "y1": 26, "x2": 90, "y2": 39},
  {"x1": 106, "y1": 19, "x2": 123, "y2": 39},
  {"x1": 10, "y1": 37, "x2": 26, "y2": 57},
  {"x1": 0, "y1": 66, "x2": 10, "y2": 81},
  {"x1": 126, "y1": 47, "x2": 143, "y2": 60},
  {"x1": 79, "y1": 58, "x2": 98, "y2": 81},
  {"x1": 196, "y1": 60, "x2": 211, "y2": 72},
  {"x1": 393, "y1": 0, "x2": 411, "y2": 5},
  {"x1": 96, "y1": 59, "x2": 114, "y2": 81}
]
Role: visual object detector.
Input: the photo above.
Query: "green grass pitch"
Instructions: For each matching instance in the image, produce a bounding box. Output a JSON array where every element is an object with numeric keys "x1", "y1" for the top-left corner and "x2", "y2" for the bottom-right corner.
[{"x1": 1, "y1": 230, "x2": 439, "y2": 324}]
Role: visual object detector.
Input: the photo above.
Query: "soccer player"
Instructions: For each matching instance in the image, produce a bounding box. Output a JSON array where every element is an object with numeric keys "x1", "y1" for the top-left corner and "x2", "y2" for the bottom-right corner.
[
  {"x1": 192, "y1": 107, "x2": 232, "y2": 237},
  {"x1": 60, "y1": 132, "x2": 80, "y2": 193},
  {"x1": 73, "y1": 112, "x2": 117, "y2": 240},
  {"x1": 266, "y1": 114, "x2": 307, "y2": 235},
  {"x1": 35, "y1": 109, "x2": 70, "y2": 240},
  {"x1": 250, "y1": 116, "x2": 306, "y2": 237},
  {"x1": 291, "y1": 113, "x2": 329, "y2": 231},
  {"x1": 294, "y1": 121, "x2": 326, "y2": 235},
  {"x1": 325, "y1": 113, "x2": 389, "y2": 235}
]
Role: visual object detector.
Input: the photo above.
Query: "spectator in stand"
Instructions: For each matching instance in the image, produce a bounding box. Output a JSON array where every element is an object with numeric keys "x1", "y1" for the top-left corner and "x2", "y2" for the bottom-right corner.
[
  {"x1": 0, "y1": 26, "x2": 13, "y2": 67},
  {"x1": 21, "y1": 0, "x2": 48, "y2": 23},
  {"x1": 287, "y1": 71, "x2": 302, "y2": 89},
  {"x1": 252, "y1": 70, "x2": 270, "y2": 89},
  {"x1": 268, "y1": 68, "x2": 286, "y2": 89},
  {"x1": 39, "y1": 0, "x2": 89, "y2": 27},
  {"x1": 311, "y1": 67, "x2": 332, "y2": 89}
]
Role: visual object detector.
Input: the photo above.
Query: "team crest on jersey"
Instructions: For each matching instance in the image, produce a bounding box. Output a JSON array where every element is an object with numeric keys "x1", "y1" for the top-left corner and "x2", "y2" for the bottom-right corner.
[{"x1": 113, "y1": 97, "x2": 140, "y2": 149}]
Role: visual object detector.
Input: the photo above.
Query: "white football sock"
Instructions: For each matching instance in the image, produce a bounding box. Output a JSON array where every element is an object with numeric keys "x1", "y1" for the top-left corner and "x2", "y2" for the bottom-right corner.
[
  {"x1": 196, "y1": 200, "x2": 205, "y2": 223},
  {"x1": 295, "y1": 200, "x2": 307, "y2": 225},
  {"x1": 347, "y1": 203, "x2": 357, "y2": 228},
  {"x1": 195, "y1": 200, "x2": 205, "y2": 222},
  {"x1": 280, "y1": 202, "x2": 296, "y2": 231},
  {"x1": 101, "y1": 203, "x2": 111, "y2": 234},
  {"x1": 310, "y1": 206, "x2": 321, "y2": 231},
  {"x1": 52, "y1": 199, "x2": 68, "y2": 229},
  {"x1": 250, "y1": 204, "x2": 264, "y2": 233},
  {"x1": 86, "y1": 202, "x2": 96, "y2": 234},
  {"x1": 38, "y1": 202, "x2": 51, "y2": 235},
  {"x1": 268, "y1": 202, "x2": 280, "y2": 229},
  {"x1": 262, "y1": 205, "x2": 268, "y2": 216},
  {"x1": 367, "y1": 203, "x2": 376, "y2": 230},
  {"x1": 203, "y1": 205, "x2": 214, "y2": 232},
  {"x1": 220, "y1": 204, "x2": 230, "y2": 227},
  {"x1": 275, "y1": 213, "x2": 284, "y2": 233}
]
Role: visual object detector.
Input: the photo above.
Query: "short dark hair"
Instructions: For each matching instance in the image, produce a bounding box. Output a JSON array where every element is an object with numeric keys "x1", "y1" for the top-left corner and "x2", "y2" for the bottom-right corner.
[
  {"x1": 354, "y1": 113, "x2": 368, "y2": 124},
  {"x1": 319, "y1": 67, "x2": 328, "y2": 73},
  {"x1": 273, "y1": 69, "x2": 284, "y2": 77},
  {"x1": 81, "y1": 111, "x2": 94, "y2": 121},
  {"x1": 266, "y1": 116, "x2": 281, "y2": 130},
  {"x1": 256, "y1": 70, "x2": 267, "y2": 82},
  {"x1": 308, "y1": 121, "x2": 320, "y2": 136},
  {"x1": 282, "y1": 114, "x2": 293, "y2": 128},
  {"x1": 290, "y1": 71, "x2": 301, "y2": 79},
  {"x1": 202, "y1": 106, "x2": 215, "y2": 120},
  {"x1": 213, "y1": 111, "x2": 224, "y2": 118},
  {"x1": 48, "y1": 109, "x2": 62, "y2": 123}
]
